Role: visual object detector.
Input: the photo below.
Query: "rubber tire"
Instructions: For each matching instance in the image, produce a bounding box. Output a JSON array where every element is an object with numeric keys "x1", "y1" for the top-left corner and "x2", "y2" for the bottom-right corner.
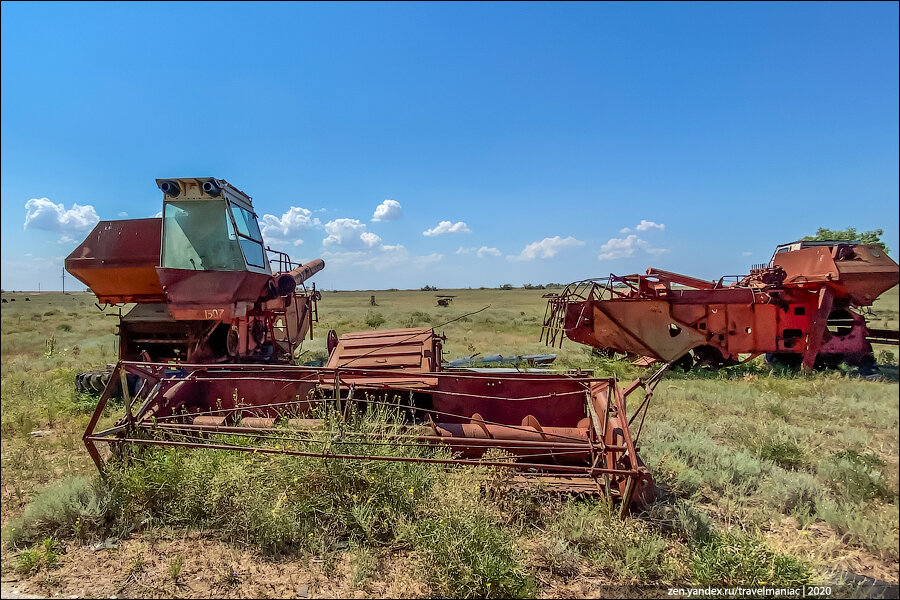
[
  {"x1": 765, "y1": 353, "x2": 803, "y2": 370},
  {"x1": 75, "y1": 372, "x2": 87, "y2": 393},
  {"x1": 89, "y1": 371, "x2": 106, "y2": 393}
]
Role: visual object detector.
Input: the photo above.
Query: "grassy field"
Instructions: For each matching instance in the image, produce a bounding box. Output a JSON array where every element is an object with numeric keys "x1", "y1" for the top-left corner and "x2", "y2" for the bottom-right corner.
[{"x1": 1, "y1": 287, "x2": 897, "y2": 598}]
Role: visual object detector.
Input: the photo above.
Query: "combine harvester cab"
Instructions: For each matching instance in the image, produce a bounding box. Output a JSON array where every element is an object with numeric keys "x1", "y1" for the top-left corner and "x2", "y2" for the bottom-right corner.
[
  {"x1": 543, "y1": 241, "x2": 898, "y2": 370},
  {"x1": 66, "y1": 177, "x2": 324, "y2": 367}
]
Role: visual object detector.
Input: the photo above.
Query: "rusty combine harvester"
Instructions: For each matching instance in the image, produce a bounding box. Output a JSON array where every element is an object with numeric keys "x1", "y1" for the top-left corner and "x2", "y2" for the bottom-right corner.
[
  {"x1": 543, "y1": 240, "x2": 899, "y2": 370},
  {"x1": 66, "y1": 177, "x2": 324, "y2": 392},
  {"x1": 70, "y1": 177, "x2": 664, "y2": 513}
]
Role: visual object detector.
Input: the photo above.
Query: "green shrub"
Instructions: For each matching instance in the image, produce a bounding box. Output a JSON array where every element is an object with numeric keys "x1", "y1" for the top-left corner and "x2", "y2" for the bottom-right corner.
[
  {"x1": 758, "y1": 437, "x2": 807, "y2": 470},
  {"x1": 403, "y1": 310, "x2": 433, "y2": 328},
  {"x1": 689, "y1": 532, "x2": 811, "y2": 585},
  {"x1": 364, "y1": 311, "x2": 386, "y2": 328},
  {"x1": 815, "y1": 498, "x2": 900, "y2": 560},
  {"x1": 102, "y1": 406, "x2": 448, "y2": 555},
  {"x1": 646, "y1": 428, "x2": 770, "y2": 498},
  {"x1": 817, "y1": 450, "x2": 894, "y2": 502},
  {"x1": 412, "y1": 511, "x2": 532, "y2": 598},
  {"x1": 3, "y1": 477, "x2": 111, "y2": 548},
  {"x1": 15, "y1": 538, "x2": 60, "y2": 575},
  {"x1": 760, "y1": 470, "x2": 821, "y2": 515},
  {"x1": 646, "y1": 499, "x2": 713, "y2": 544},
  {"x1": 553, "y1": 500, "x2": 676, "y2": 582}
]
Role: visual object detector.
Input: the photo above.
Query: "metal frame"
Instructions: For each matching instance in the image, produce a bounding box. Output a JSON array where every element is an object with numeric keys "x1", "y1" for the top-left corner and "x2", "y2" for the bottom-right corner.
[{"x1": 83, "y1": 359, "x2": 666, "y2": 513}]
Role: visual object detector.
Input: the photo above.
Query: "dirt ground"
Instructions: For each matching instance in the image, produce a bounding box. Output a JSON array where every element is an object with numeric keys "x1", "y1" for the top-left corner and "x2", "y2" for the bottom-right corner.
[
  {"x1": 3, "y1": 527, "x2": 898, "y2": 599},
  {"x1": 2, "y1": 532, "x2": 428, "y2": 599}
]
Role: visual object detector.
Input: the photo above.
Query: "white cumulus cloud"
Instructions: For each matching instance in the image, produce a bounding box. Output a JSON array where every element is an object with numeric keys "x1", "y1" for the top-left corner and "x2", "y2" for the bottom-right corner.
[
  {"x1": 510, "y1": 236, "x2": 585, "y2": 261},
  {"x1": 597, "y1": 234, "x2": 669, "y2": 260},
  {"x1": 621, "y1": 219, "x2": 665, "y2": 233},
  {"x1": 741, "y1": 251, "x2": 753, "y2": 257},
  {"x1": 423, "y1": 220, "x2": 471, "y2": 236},
  {"x1": 372, "y1": 199, "x2": 402, "y2": 222},
  {"x1": 323, "y1": 218, "x2": 382, "y2": 249},
  {"x1": 477, "y1": 246, "x2": 502, "y2": 258},
  {"x1": 636, "y1": 219, "x2": 665, "y2": 231},
  {"x1": 456, "y1": 246, "x2": 501, "y2": 258},
  {"x1": 24, "y1": 198, "x2": 99, "y2": 233},
  {"x1": 261, "y1": 207, "x2": 321, "y2": 246}
]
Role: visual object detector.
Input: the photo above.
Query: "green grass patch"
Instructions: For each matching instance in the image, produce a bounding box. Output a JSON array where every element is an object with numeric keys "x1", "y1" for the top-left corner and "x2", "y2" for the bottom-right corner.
[{"x1": 689, "y1": 532, "x2": 811, "y2": 585}]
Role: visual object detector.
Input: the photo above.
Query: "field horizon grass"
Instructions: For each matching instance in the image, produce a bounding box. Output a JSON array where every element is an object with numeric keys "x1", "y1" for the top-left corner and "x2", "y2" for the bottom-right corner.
[{"x1": 1, "y1": 287, "x2": 898, "y2": 598}]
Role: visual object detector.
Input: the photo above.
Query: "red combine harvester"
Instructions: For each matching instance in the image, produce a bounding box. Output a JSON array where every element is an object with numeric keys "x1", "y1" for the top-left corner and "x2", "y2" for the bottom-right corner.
[
  {"x1": 66, "y1": 177, "x2": 324, "y2": 392},
  {"x1": 69, "y1": 178, "x2": 663, "y2": 512},
  {"x1": 543, "y1": 240, "x2": 899, "y2": 371}
]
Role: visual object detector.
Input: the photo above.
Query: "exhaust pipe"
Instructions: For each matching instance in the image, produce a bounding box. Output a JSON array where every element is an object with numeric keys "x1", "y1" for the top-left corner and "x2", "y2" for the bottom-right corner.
[
  {"x1": 158, "y1": 180, "x2": 181, "y2": 197},
  {"x1": 202, "y1": 180, "x2": 221, "y2": 196}
]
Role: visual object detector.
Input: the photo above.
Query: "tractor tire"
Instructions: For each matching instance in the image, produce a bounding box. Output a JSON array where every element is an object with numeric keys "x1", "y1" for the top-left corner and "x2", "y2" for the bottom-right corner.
[
  {"x1": 75, "y1": 368, "x2": 119, "y2": 396},
  {"x1": 89, "y1": 371, "x2": 106, "y2": 393},
  {"x1": 75, "y1": 372, "x2": 88, "y2": 393},
  {"x1": 765, "y1": 353, "x2": 803, "y2": 370}
]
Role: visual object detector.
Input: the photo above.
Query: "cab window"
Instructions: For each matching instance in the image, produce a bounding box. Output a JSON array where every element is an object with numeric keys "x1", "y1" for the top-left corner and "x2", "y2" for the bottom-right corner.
[
  {"x1": 162, "y1": 200, "x2": 245, "y2": 271},
  {"x1": 229, "y1": 204, "x2": 267, "y2": 268}
]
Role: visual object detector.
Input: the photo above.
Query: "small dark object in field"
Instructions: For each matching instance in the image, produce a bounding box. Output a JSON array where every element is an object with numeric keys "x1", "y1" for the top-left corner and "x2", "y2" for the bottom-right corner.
[
  {"x1": 10, "y1": 298, "x2": 15, "y2": 302},
  {"x1": 1, "y1": 298, "x2": 7, "y2": 303},
  {"x1": 25, "y1": 297, "x2": 30, "y2": 301}
]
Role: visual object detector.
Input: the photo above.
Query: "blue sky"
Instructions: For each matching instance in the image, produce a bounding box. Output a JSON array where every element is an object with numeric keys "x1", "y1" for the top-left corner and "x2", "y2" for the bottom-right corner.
[{"x1": 2, "y1": 1, "x2": 897, "y2": 291}]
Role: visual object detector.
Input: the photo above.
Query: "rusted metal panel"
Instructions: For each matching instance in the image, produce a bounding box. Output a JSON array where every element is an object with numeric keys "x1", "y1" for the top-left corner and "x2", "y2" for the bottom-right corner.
[
  {"x1": 65, "y1": 219, "x2": 164, "y2": 304},
  {"x1": 432, "y1": 372, "x2": 598, "y2": 428},
  {"x1": 774, "y1": 244, "x2": 899, "y2": 305},
  {"x1": 156, "y1": 268, "x2": 273, "y2": 320},
  {"x1": 326, "y1": 327, "x2": 440, "y2": 372},
  {"x1": 591, "y1": 300, "x2": 706, "y2": 362}
]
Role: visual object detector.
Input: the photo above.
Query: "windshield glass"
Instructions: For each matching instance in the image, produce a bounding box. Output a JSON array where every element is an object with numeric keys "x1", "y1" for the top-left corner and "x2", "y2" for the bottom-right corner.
[
  {"x1": 162, "y1": 200, "x2": 246, "y2": 271},
  {"x1": 230, "y1": 204, "x2": 267, "y2": 268}
]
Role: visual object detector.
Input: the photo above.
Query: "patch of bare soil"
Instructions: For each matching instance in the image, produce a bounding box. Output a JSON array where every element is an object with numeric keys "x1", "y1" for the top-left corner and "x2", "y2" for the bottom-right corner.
[{"x1": 2, "y1": 532, "x2": 431, "y2": 599}]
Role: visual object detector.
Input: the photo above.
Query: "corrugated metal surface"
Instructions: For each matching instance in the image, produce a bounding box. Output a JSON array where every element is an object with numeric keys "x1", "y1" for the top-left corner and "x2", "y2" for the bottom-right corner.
[{"x1": 326, "y1": 327, "x2": 439, "y2": 372}]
